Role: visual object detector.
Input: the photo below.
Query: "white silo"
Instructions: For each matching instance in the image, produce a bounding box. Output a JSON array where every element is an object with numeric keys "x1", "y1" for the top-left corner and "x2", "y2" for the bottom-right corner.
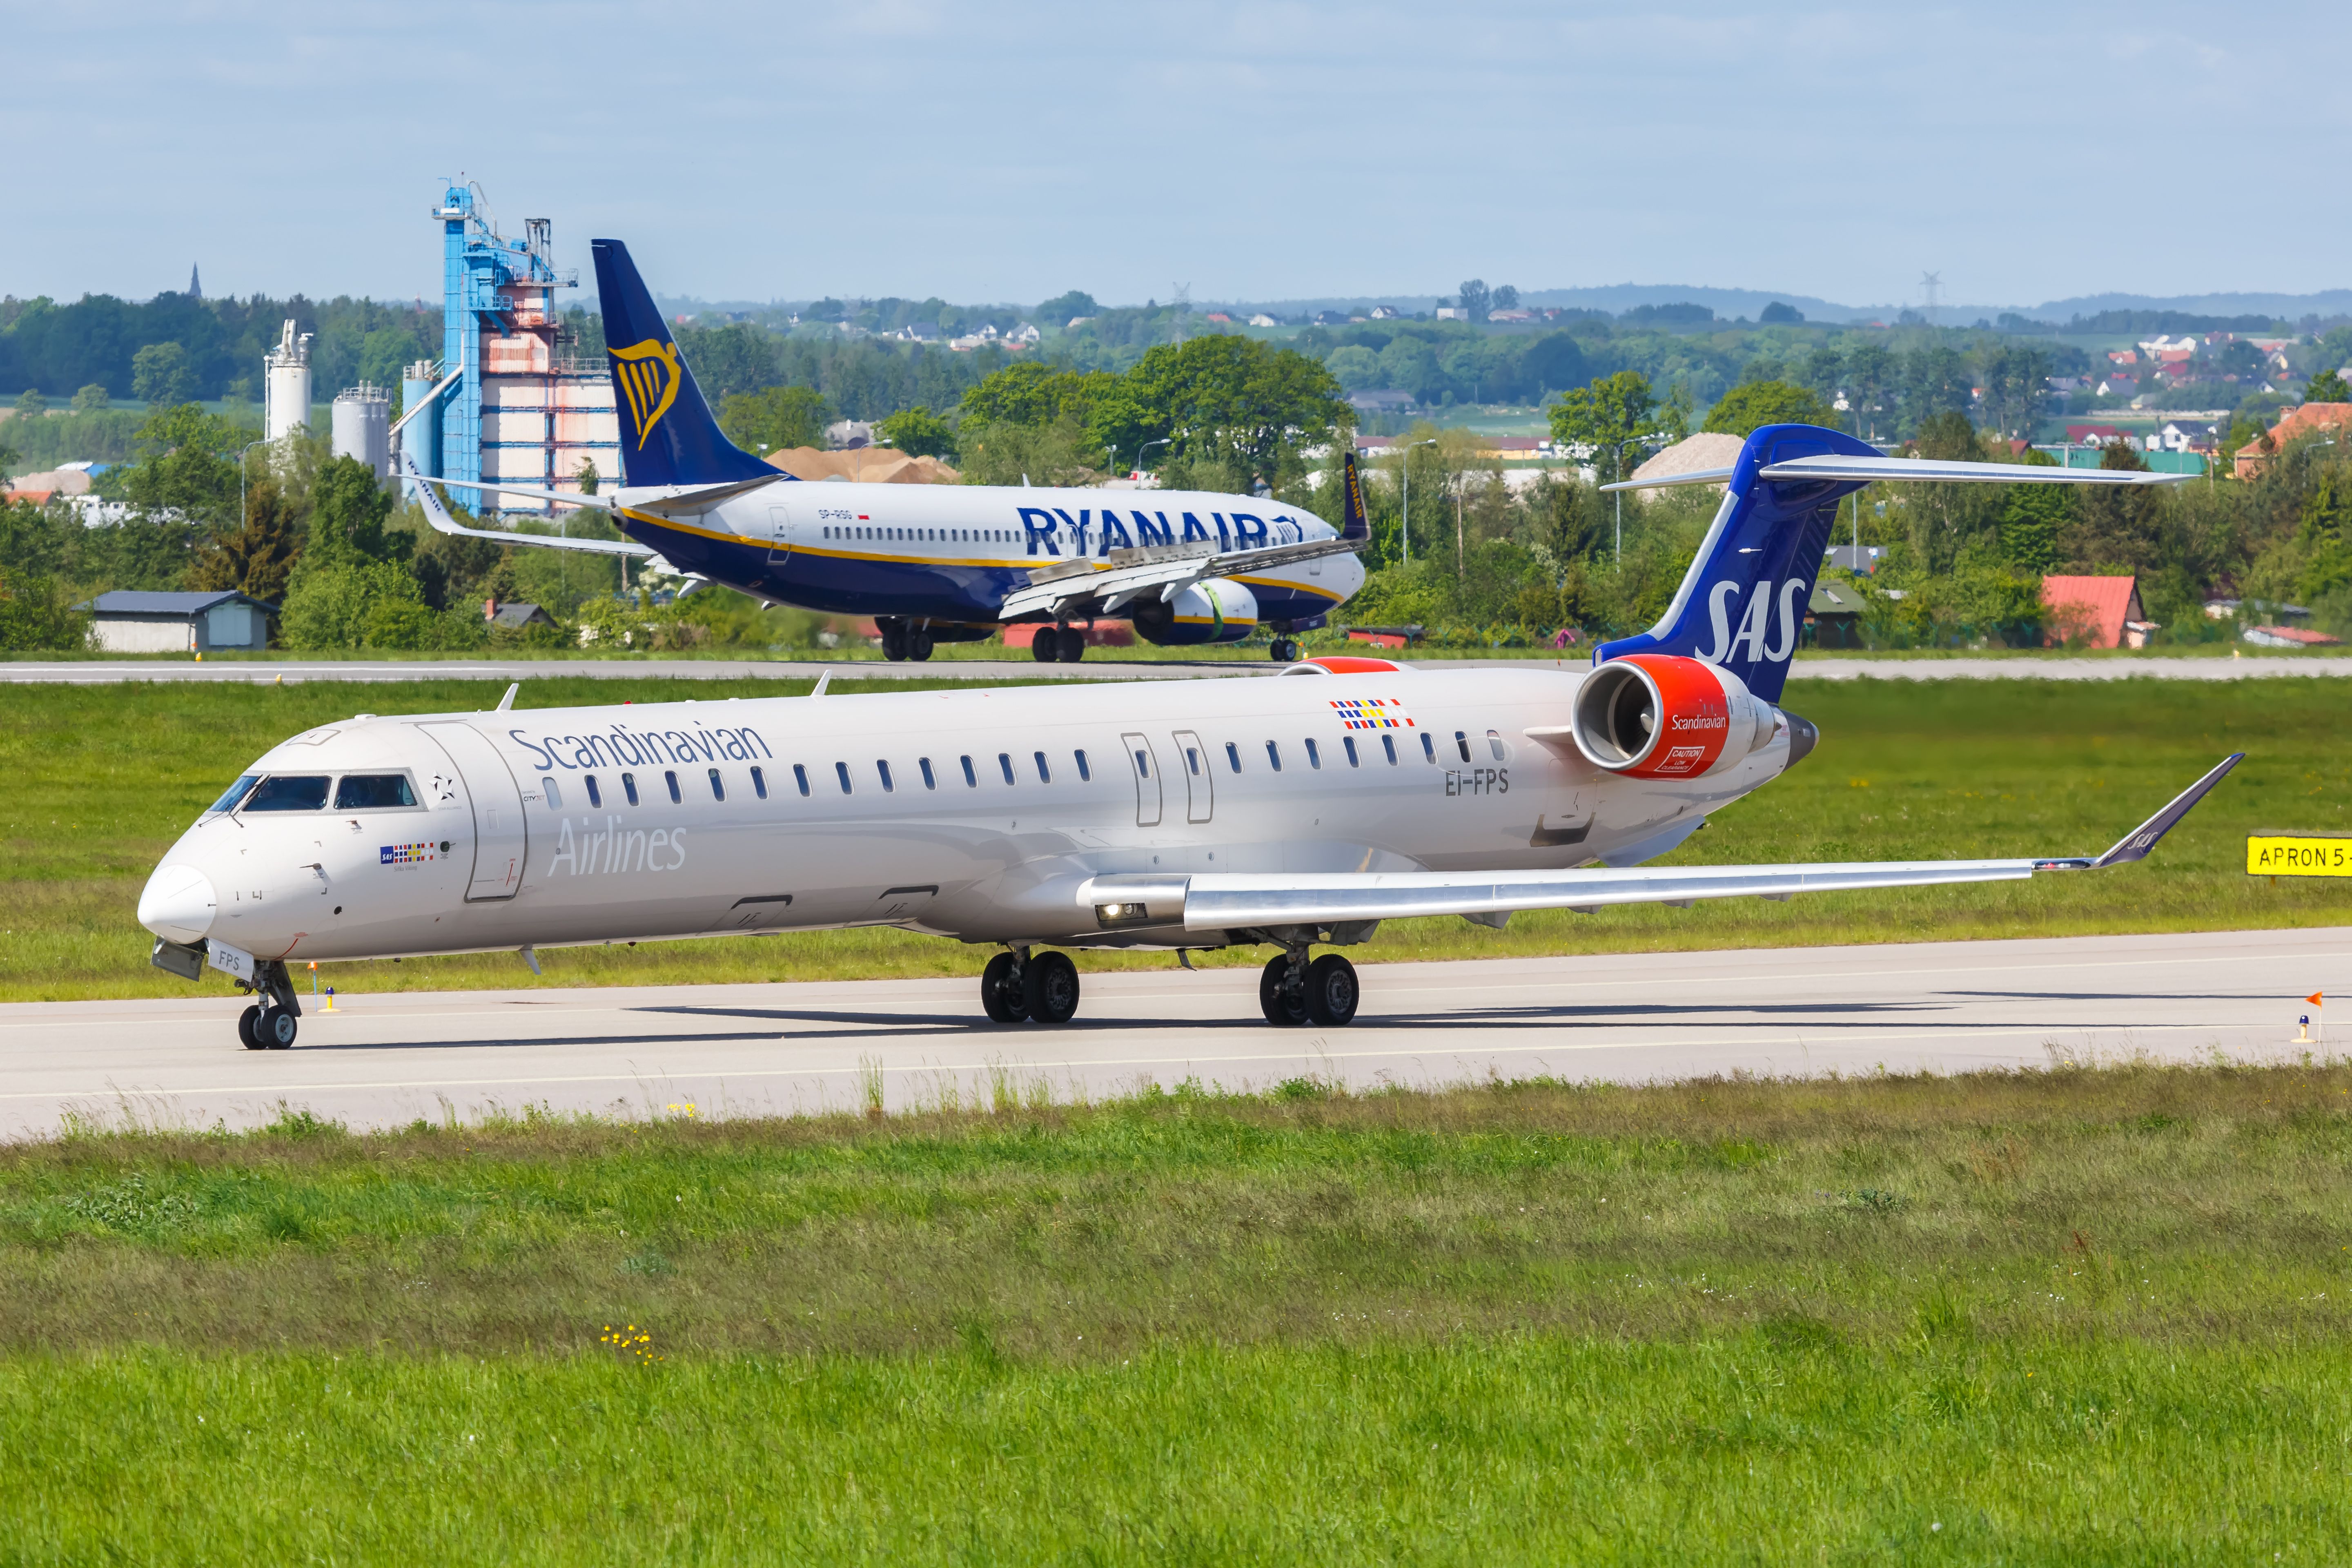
[
  {"x1": 332, "y1": 385, "x2": 391, "y2": 481},
  {"x1": 263, "y1": 319, "x2": 313, "y2": 440}
]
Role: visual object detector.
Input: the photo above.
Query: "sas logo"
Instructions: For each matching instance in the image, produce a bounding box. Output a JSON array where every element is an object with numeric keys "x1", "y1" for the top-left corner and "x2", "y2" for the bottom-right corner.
[
  {"x1": 1651, "y1": 745, "x2": 1711, "y2": 776},
  {"x1": 380, "y1": 842, "x2": 438, "y2": 866},
  {"x1": 1331, "y1": 696, "x2": 1415, "y2": 730},
  {"x1": 610, "y1": 338, "x2": 682, "y2": 449}
]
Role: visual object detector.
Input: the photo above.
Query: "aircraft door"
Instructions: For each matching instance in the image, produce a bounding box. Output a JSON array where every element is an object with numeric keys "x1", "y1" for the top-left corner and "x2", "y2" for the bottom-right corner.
[
  {"x1": 418, "y1": 722, "x2": 528, "y2": 901},
  {"x1": 766, "y1": 505, "x2": 793, "y2": 569},
  {"x1": 1121, "y1": 732, "x2": 1163, "y2": 827},
  {"x1": 1172, "y1": 729, "x2": 1213, "y2": 823}
]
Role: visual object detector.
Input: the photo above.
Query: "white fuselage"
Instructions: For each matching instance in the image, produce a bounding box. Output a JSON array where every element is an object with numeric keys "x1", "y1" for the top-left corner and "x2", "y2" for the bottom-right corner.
[{"x1": 138, "y1": 667, "x2": 1796, "y2": 966}]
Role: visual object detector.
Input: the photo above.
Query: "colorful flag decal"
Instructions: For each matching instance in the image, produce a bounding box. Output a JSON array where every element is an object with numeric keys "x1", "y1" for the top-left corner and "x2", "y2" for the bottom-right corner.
[{"x1": 1330, "y1": 697, "x2": 1416, "y2": 730}]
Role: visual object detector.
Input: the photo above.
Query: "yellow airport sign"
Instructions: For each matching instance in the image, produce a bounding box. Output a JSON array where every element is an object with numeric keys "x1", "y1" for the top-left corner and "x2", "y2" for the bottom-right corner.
[{"x1": 2247, "y1": 833, "x2": 2352, "y2": 877}]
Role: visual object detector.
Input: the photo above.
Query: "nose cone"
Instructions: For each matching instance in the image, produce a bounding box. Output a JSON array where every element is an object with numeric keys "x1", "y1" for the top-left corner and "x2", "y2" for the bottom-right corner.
[{"x1": 138, "y1": 863, "x2": 218, "y2": 944}]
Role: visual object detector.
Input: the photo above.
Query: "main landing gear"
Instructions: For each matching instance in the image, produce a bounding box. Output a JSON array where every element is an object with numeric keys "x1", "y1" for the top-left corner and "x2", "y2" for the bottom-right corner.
[
  {"x1": 1267, "y1": 637, "x2": 1302, "y2": 663},
  {"x1": 981, "y1": 948, "x2": 1081, "y2": 1024},
  {"x1": 1030, "y1": 625, "x2": 1087, "y2": 664},
  {"x1": 1259, "y1": 949, "x2": 1359, "y2": 1027},
  {"x1": 235, "y1": 959, "x2": 301, "y2": 1049},
  {"x1": 878, "y1": 618, "x2": 934, "y2": 662}
]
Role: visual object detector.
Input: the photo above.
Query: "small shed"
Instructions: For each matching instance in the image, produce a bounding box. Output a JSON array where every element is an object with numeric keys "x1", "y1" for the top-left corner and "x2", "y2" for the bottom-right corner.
[
  {"x1": 83, "y1": 590, "x2": 276, "y2": 653},
  {"x1": 487, "y1": 601, "x2": 559, "y2": 631},
  {"x1": 2040, "y1": 575, "x2": 2155, "y2": 648},
  {"x1": 1808, "y1": 579, "x2": 1870, "y2": 647}
]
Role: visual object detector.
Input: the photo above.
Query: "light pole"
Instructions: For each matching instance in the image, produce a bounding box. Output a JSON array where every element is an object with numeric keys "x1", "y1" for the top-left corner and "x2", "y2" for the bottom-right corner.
[
  {"x1": 1135, "y1": 436, "x2": 1172, "y2": 482},
  {"x1": 1401, "y1": 437, "x2": 1437, "y2": 566},
  {"x1": 1608, "y1": 431, "x2": 1673, "y2": 563}
]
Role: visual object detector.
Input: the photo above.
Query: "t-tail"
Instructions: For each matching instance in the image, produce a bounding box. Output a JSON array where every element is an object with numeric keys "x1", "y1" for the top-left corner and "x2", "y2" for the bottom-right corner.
[
  {"x1": 591, "y1": 239, "x2": 782, "y2": 489},
  {"x1": 1591, "y1": 421, "x2": 2189, "y2": 703}
]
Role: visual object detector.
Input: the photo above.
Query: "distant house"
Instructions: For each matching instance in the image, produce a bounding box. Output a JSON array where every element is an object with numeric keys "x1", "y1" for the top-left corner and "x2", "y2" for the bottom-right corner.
[
  {"x1": 2041, "y1": 575, "x2": 2155, "y2": 649},
  {"x1": 2243, "y1": 624, "x2": 2344, "y2": 648},
  {"x1": 2107, "y1": 349, "x2": 2139, "y2": 366},
  {"x1": 1487, "y1": 308, "x2": 1535, "y2": 323},
  {"x1": 1009, "y1": 323, "x2": 1040, "y2": 343},
  {"x1": 1823, "y1": 544, "x2": 1884, "y2": 575},
  {"x1": 2066, "y1": 423, "x2": 2127, "y2": 445},
  {"x1": 1247, "y1": 313, "x2": 1279, "y2": 328},
  {"x1": 1313, "y1": 310, "x2": 1350, "y2": 325},
  {"x1": 1807, "y1": 579, "x2": 1870, "y2": 647},
  {"x1": 1348, "y1": 390, "x2": 1415, "y2": 416},
  {"x1": 82, "y1": 590, "x2": 276, "y2": 653},
  {"x1": 1477, "y1": 437, "x2": 1545, "y2": 461},
  {"x1": 1065, "y1": 315, "x2": 1094, "y2": 329},
  {"x1": 1433, "y1": 307, "x2": 1468, "y2": 321},
  {"x1": 486, "y1": 600, "x2": 558, "y2": 631},
  {"x1": 1204, "y1": 312, "x2": 1232, "y2": 324},
  {"x1": 2234, "y1": 403, "x2": 2352, "y2": 479},
  {"x1": 2096, "y1": 374, "x2": 2138, "y2": 396},
  {"x1": 2158, "y1": 421, "x2": 2214, "y2": 453},
  {"x1": 1368, "y1": 305, "x2": 1401, "y2": 320}
]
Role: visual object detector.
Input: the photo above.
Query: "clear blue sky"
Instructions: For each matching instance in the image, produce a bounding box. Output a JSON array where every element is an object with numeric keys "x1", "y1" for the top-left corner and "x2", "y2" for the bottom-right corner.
[{"x1": 4, "y1": 0, "x2": 2343, "y2": 311}]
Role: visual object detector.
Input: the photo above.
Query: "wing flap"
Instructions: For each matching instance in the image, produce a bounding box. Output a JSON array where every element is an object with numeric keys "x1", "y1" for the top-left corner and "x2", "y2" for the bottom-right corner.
[{"x1": 1000, "y1": 534, "x2": 1365, "y2": 620}]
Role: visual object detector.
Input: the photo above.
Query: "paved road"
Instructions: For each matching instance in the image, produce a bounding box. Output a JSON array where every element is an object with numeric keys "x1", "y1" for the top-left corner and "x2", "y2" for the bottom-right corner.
[
  {"x1": 6, "y1": 654, "x2": 2347, "y2": 685},
  {"x1": 2, "y1": 928, "x2": 2339, "y2": 1136}
]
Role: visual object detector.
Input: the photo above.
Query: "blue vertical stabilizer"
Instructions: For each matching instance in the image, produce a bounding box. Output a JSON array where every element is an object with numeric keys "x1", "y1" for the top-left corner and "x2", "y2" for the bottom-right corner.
[{"x1": 590, "y1": 240, "x2": 780, "y2": 488}]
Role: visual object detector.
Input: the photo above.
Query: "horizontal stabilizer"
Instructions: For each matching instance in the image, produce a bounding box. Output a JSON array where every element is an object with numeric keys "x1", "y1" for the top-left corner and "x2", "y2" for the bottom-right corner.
[
  {"x1": 400, "y1": 451, "x2": 657, "y2": 559},
  {"x1": 1600, "y1": 453, "x2": 2189, "y2": 492}
]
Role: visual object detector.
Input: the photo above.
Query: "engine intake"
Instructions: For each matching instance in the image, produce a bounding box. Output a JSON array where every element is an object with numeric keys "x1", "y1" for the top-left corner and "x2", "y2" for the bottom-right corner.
[{"x1": 1571, "y1": 654, "x2": 1776, "y2": 778}]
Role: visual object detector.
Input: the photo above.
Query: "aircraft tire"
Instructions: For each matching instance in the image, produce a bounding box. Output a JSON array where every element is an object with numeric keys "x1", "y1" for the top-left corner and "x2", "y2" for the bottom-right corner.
[
  {"x1": 1056, "y1": 627, "x2": 1086, "y2": 662},
  {"x1": 1023, "y1": 951, "x2": 1080, "y2": 1024},
  {"x1": 259, "y1": 1006, "x2": 297, "y2": 1050},
  {"x1": 238, "y1": 1004, "x2": 265, "y2": 1051},
  {"x1": 880, "y1": 622, "x2": 909, "y2": 661},
  {"x1": 1258, "y1": 955, "x2": 1309, "y2": 1026},
  {"x1": 1031, "y1": 632, "x2": 1060, "y2": 663},
  {"x1": 1303, "y1": 954, "x2": 1359, "y2": 1027},
  {"x1": 909, "y1": 628, "x2": 935, "y2": 662},
  {"x1": 981, "y1": 953, "x2": 1028, "y2": 1022},
  {"x1": 1269, "y1": 638, "x2": 1300, "y2": 663}
]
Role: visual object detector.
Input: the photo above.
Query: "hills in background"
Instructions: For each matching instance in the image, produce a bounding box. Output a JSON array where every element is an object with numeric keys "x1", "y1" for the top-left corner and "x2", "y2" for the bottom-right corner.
[{"x1": 640, "y1": 285, "x2": 2352, "y2": 328}]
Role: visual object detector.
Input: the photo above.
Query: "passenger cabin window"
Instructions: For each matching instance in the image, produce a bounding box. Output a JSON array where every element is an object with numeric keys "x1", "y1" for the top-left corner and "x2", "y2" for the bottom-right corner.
[
  {"x1": 793, "y1": 764, "x2": 811, "y2": 797},
  {"x1": 245, "y1": 775, "x2": 330, "y2": 812},
  {"x1": 1343, "y1": 737, "x2": 1359, "y2": 768},
  {"x1": 998, "y1": 753, "x2": 1016, "y2": 785},
  {"x1": 334, "y1": 774, "x2": 417, "y2": 810},
  {"x1": 207, "y1": 775, "x2": 261, "y2": 815},
  {"x1": 624, "y1": 773, "x2": 641, "y2": 806},
  {"x1": 1455, "y1": 731, "x2": 1471, "y2": 763},
  {"x1": 1265, "y1": 741, "x2": 1282, "y2": 773},
  {"x1": 1305, "y1": 738, "x2": 1323, "y2": 769},
  {"x1": 541, "y1": 777, "x2": 563, "y2": 808},
  {"x1": 750, "y1": 766, "x2": 768, "y2": 800},
  {"x1": 835, "y1": 762, "x2": 853, "y2": 795},
  {"x1": 666, "y1": 771, "x2": 682, "y2": 804},
  {"x1": 961, "y1": 755, "x2": 978, "y2": 788},
  {"x1": 1487, "y1": 729, "x2": 1507, "y2": 761},
  {"x1": 708, "y1": 768, "x2": 725, "y2": 802},
  {"x1": 584, "y1": 775, "x2": 603, "y2": 808},
  {"x1": 878, "y1": 760, "x2": 895, "y2": 793},
  {"x1": 1133, "y1": 747, "x2": 1151, "y2": 778},
  {"x1": 1185, "y1": 745, "x2": 1201, "y2": 775},
  {"x1": 1074, "y1": 749, "x2": 1091, "y2": 782},
  {"x1": 920, "y1": 757, "x2": 937, "y2": 790},
  {"x1": 1381, "y1": 733, "x2": 1399, "y2": 765},
  {"x1": 1033, "y1": 751, "x2": 1051, "y2": 783},
  {"x1": 1421, "y1": 733, "x2": 1437, "y2": 763},
  {"x1": 1225, "y1": 742, "x2": 1241, "y2": 773}
]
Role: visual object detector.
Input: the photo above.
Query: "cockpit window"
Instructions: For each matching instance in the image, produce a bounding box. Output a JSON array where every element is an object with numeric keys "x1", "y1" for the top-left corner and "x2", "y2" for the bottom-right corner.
[
  {"x1": 206, "y1": 775, "x2": 261, "y2": 815},
  {"x1": 242, "y1": 775, "x2": 331, "y2": 812},
  {"x1": 333, "y1": 774, "x2": 418, "y2": 810}
]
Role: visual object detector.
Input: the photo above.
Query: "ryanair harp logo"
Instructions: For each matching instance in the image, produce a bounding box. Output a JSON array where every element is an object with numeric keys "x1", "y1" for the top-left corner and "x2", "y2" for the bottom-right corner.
[{"x1": 610, "y1": 339, "x2": 682, "y2": 449}]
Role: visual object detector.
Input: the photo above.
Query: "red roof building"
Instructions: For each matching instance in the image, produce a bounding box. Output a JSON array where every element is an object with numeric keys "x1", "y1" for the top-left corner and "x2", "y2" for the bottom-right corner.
[
  {"x1": 2234, "y1": 403, "x2": 2352, "y2": 479},
  {"x1": 2041, "y1": 575, "x2": 2154, "y2": 648}
]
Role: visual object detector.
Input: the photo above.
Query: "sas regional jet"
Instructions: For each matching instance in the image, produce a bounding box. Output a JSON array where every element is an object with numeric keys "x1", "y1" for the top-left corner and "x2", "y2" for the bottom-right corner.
[
  {"x1": 405, "y1": 240, "x2": 1367, "y2": 664},
  {"x1": 145, "y1": 421, "x2": 2234, "y2": 1049}
]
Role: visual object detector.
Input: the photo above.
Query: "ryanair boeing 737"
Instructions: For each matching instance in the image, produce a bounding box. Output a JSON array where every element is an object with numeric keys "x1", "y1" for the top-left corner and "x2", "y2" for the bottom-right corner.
[{"x1": 407, "y1": 240, "x2": 1368, "y2": 663}]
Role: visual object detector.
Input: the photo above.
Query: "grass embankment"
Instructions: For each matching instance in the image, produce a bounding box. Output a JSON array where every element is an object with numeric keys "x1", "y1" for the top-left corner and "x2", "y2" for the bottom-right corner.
[
  {"x1": 6, "y1": 1065, "x2": 2351, "y2": 1559},
  {"x1": 3, "y1": 675, "x2": 2348, "y2": 1003}
]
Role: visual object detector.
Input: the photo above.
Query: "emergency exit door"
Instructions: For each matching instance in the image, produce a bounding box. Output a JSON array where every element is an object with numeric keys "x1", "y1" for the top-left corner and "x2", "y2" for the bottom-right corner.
[{"x1": 1172, "y1": 729, "x2": 1213, "y2": 823}]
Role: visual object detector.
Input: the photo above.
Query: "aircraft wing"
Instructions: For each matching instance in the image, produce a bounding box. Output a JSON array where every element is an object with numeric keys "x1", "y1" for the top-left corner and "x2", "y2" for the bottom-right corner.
[
  {"x1": 1603, "y1": 454, "x2": 2189, "y2": 491},
  {"x1": 401, "y1": 452, "x2": 659, "y2": 559},
  {"x1": 1076, "y1": 754, "x2": 2241, "y2": 932},
  {"x1": 1000, "y1": 448, "x2": 1374, "y2": 621}
]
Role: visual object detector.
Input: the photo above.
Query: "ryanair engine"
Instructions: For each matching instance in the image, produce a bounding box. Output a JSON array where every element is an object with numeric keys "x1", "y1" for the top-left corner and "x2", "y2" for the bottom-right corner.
[
  {"x1": 1570, "y1": 654, "x2": 1782, "y2": 780},
  {"x1": 1131, "y1": 579, "x2": 1258, "y2": 646}
]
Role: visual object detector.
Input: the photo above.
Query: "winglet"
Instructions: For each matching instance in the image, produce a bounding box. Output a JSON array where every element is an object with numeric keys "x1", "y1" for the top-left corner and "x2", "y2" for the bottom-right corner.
[
  {"x1": 2089, "y1": 753, "x2": 2244, "y2": 867},
  {"x1": 1339, "y1": 448, "x2": 1370, "y2": 542}
]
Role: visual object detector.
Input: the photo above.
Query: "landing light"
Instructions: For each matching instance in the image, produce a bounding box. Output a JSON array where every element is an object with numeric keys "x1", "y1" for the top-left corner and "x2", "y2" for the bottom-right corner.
[{"x1": 1095, "y1": 902, "x2": 1152, "y2": 928}]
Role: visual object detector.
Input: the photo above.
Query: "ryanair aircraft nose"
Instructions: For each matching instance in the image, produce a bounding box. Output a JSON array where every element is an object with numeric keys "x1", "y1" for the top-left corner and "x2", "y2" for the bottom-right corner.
[{"x1": 139, "y1": 862, "x2": 218, "y2": 944}]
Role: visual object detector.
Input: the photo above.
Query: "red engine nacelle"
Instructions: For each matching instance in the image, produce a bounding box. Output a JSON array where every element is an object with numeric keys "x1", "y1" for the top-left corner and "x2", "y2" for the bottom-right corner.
[{"x1": 1570, "y1": 654, "x2": 1777, "y2": 779}]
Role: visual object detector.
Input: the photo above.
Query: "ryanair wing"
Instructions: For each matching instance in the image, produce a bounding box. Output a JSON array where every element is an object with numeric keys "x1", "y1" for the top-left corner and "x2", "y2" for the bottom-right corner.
[
  {"x1": 999, "y1": 449, "x2": 1373, "y2": 621},
  {"x1": 400, "y1": 451, "x2": 657, "y2": 559},
  {"x1": 1077, "y1": 754, "x2": 2241, "y2": 932}
]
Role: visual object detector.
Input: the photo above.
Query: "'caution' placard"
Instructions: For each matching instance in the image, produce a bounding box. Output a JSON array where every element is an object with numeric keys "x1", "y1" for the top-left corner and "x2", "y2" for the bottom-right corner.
[{"x1": 2247, "y1": 834, "x2": 2352, "y2": 876}]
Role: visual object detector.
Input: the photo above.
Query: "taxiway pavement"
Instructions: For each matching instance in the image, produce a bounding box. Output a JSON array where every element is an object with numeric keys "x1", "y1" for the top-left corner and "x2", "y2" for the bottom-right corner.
[{"x1": 1, "y1": 927, "x2": 2339, "y2": 1136}]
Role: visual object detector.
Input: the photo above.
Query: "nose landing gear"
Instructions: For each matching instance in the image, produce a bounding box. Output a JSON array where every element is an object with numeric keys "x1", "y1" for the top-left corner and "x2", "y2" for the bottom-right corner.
[{"x1": 233, "y1": 960, "x2": 301, "y2": 1050}]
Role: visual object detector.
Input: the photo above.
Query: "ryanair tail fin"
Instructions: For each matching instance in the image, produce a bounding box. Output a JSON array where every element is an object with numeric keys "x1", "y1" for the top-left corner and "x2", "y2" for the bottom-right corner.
[
  {"x1": 591, "y1": 239, "x2": 781, "y2": 488},
  {"x1": 1338, "y1": 448, "x2": 1370, "y2": 542}
]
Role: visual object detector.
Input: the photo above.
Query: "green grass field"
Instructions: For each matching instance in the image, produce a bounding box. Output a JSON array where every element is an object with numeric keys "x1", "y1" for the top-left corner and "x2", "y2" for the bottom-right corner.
[
  {"x1": 6, "y1": 1065, "x2": 2350, "y2": 1561},
  {"x1": 0, "y1": 675, "x2": 2345, "y2": 1003}
]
